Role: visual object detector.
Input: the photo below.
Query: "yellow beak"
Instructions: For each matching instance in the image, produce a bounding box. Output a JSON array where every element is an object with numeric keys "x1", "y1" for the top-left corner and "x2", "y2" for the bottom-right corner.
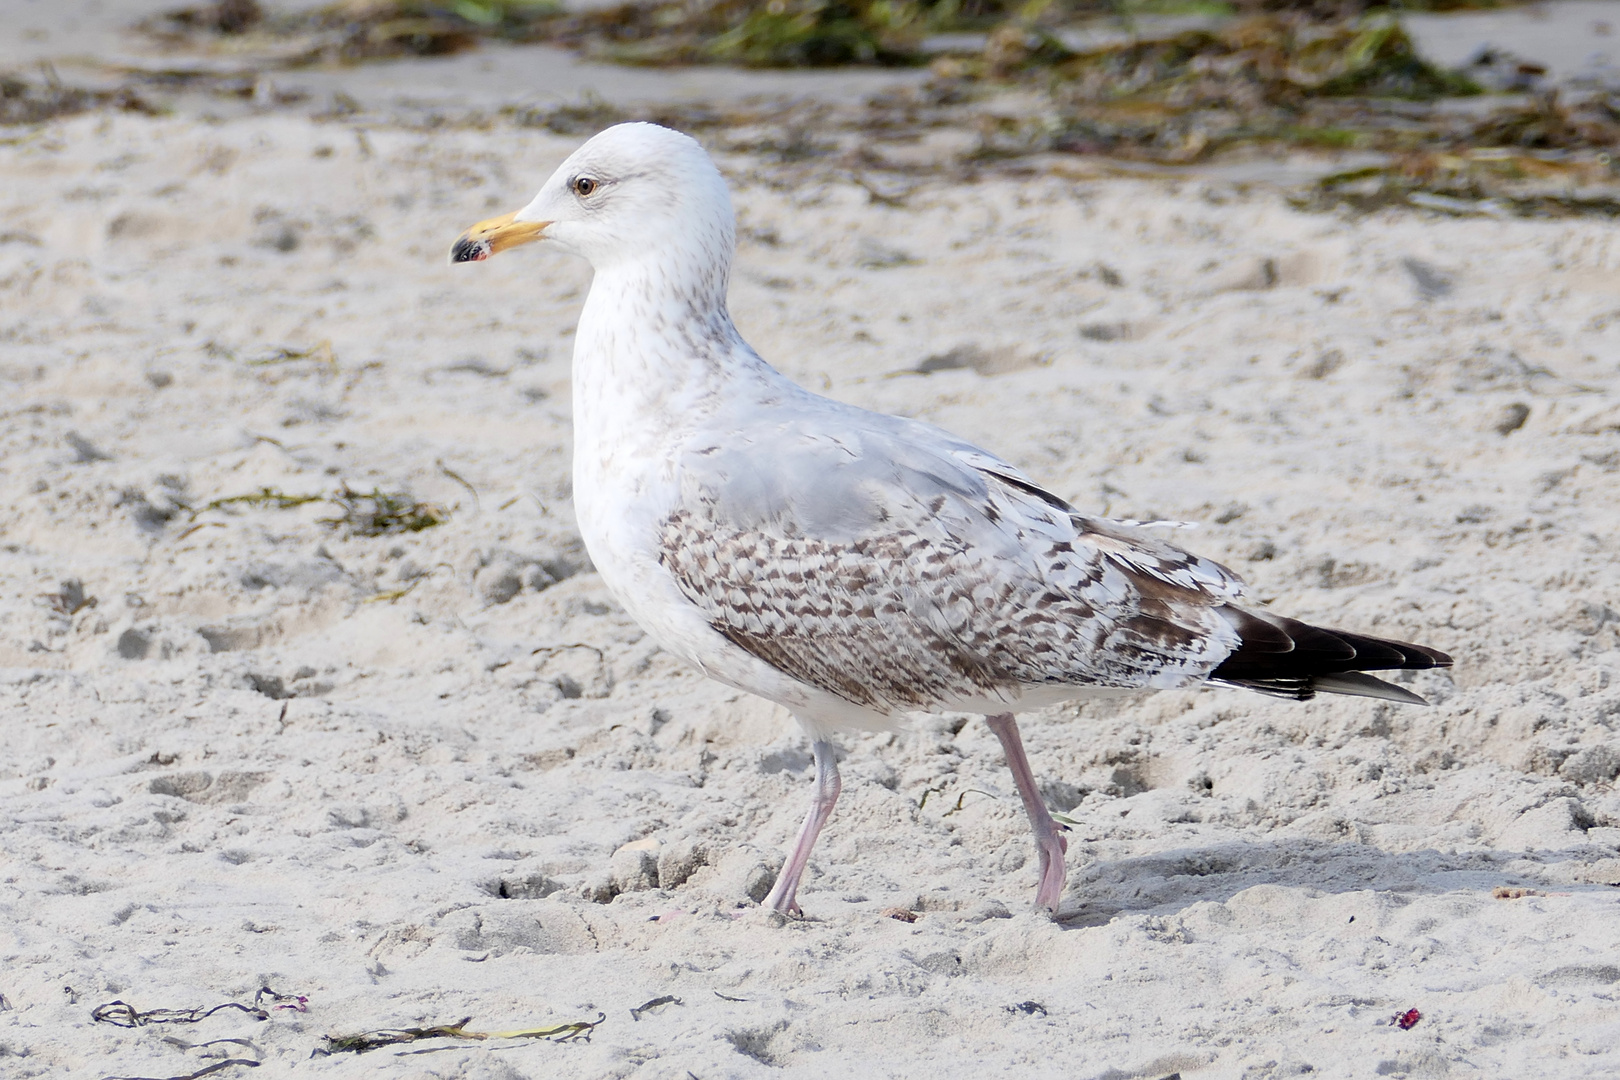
[{"x1": 449, "y1": 211, "x2": 549, "y2": 263}]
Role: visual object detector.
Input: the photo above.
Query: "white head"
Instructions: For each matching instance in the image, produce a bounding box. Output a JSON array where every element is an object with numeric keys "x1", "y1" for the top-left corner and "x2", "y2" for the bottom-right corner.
[{"x1": 451, "y1": 123, "x2": 736, "y2": 280}]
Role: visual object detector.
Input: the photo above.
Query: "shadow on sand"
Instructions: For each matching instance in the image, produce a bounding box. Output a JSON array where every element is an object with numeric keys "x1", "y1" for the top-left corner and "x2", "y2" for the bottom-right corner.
[{"x1": 1053, "y1": 836, "x2": 1617, "y2": 927}]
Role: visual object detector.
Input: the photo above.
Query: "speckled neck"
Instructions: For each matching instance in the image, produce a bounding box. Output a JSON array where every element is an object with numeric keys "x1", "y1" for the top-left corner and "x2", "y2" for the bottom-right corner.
[{"x1": 569, "y1": 246, "x2": 782, "y2": 487}]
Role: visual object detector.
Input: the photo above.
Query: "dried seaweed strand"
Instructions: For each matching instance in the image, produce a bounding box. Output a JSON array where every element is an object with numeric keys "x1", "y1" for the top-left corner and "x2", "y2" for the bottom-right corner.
[
  {"x1": 102, "y1": 1060, "x2": 259, "y2": 1080},
  {"x1": 319, "y1": 1011, "x2": 605, "y2": 1054},
  {"x1": 629, "y1": 995, "x2": 683, "y2": 1020},
  {"x1": 92, "y1": 1000, "x2": 269, "y2": 1028}
]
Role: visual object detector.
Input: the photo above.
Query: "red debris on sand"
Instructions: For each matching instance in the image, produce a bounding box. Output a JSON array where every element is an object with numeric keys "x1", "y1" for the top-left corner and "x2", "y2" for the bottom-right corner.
[
  {"x1": 1394, "y1": 1008, "x2": 1422, "y2": 1030},
  {"x1": 255, "y1": 986, "x2": 308, "y2": 1013}
]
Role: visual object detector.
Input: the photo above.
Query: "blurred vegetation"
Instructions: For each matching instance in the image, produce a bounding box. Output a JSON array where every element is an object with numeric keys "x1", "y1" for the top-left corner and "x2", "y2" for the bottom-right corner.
[
  {"x1": 148, "y1": 0, "x2": 563, "y2": 60},
  {"x1": 962, "y1": 14, "x2": 1494, "y2": 163},
  {"x1": 546, "y1": 0, "x2": 1524, "y2": 69},
  {"x1": 545, "y1": 0, "x2": 1007, "y2": 68},
  {"x1": 0, "y1": 72, "x2": 157, "y2": 124},
  {"x1": 147, "y1": 0, "x2": 1527, "y2": 67},
  {"x1": 1294, "y1": 151, "x2": 1620, "y2": 216},
  {"x1": 975, "y1": 13, "x2": 1481, "y2": 95},
  {"x1": 86, "y1": 0, "x2": 1617, "y2": 215}
]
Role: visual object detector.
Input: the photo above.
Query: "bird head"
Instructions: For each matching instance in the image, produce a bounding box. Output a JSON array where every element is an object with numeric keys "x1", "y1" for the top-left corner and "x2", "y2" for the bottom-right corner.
[{"x1": 450, "y1": 122, "x2": 735, "y2": 272}]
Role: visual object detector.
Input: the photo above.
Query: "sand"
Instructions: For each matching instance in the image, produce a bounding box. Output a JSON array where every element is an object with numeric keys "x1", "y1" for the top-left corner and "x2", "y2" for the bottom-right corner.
[{"x1": 3, "y1": 27, "x2": 1620, "y2": 1079}]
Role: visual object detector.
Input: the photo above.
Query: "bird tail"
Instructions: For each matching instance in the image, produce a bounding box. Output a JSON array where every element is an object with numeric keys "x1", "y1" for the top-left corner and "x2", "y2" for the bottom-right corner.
[{"x1": 1210, "y1": 608, "x2": 1452, "y2": 705}]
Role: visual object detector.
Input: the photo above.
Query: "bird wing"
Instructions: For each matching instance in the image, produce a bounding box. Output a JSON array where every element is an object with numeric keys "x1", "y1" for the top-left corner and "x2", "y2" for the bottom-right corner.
[{"x1": 657, "y1": 402, "x2": 1244, "y2": 713}]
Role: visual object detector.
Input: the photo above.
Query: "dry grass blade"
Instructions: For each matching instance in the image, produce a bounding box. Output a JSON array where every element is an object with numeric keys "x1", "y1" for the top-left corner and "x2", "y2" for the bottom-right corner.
[
  {"x1": 246, "y1": 341, "x2": 337, "y2": 372},
  {"x1": 364, "y1": 561, "x2": 452, "y2": 602},
  {"x1": 483, "y1": 1012, "x2": 606, "y2": 1040},
  {"x1": 197, "y1": 488, "x2": 325, "y2": 516}
]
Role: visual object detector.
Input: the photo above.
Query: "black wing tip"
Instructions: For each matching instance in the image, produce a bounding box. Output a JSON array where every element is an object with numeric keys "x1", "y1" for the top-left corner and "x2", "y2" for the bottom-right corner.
[
  {"x1": 1215, "y1": 677, "x2": 1315, "y2": 701},
  {"x1": 1400, "y1": 642, "x2": 1453, "y2": 669},
  {"x1": 1213, "y1": 612, "x2": 1450, "y2": 705},
  {"x1": 1310, "y1": 671, "x2": 1431, "y2": 705},
  {"x1": 1217, "y1": 672, "x2": 1433, "y2": 706}
]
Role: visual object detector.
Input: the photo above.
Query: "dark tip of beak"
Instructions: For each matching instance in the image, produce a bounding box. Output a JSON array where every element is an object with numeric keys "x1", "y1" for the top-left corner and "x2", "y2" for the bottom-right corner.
[{"x1": 450, "y1": 236, "x2": 490, "y2": 264}]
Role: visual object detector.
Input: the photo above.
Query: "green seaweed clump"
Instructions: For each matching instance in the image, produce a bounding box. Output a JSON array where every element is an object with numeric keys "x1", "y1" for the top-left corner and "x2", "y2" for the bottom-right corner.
[
  {"x1": 152, "y1": 0, "x2": 1022, "y2": 67},
  {"x1": 318, "y1": 0, "x2": 562, "y2": 58},
  {"x1": 1036, "y1": 13, "x2": 1480, "y2": 100},
  {"x1": 544, "y1": 0, "x2": 983, "y2": 68},
  {"x1": 324, "y1": 486, "x2": 447, "y2": 536},
  {"x1": 960, "y1": 13, "x2": 1484, "y2": 162},
  {"x1": 147, "y1": 0, "x2": 564, "y2": 61}
]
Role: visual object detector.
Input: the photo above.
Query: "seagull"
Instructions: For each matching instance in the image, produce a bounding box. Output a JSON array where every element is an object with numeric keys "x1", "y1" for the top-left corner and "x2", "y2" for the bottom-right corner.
[{"x1": 451, "y1": 123, "x2": 1452, "y2": 917}]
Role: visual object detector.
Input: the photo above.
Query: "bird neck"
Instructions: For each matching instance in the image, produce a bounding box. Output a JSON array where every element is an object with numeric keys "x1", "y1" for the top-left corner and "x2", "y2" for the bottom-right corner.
[
  {"x1": 572, "y1": 251, "x2": 765, "y2": 419},
  {"x1": 569, "y1": 252, "x2": 790, "y2": 502}
]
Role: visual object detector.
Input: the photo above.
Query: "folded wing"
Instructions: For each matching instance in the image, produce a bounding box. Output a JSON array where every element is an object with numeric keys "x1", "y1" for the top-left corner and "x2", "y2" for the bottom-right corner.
[{"x1": 660, "y1": 408, "x2": 1228, "y2": 711}]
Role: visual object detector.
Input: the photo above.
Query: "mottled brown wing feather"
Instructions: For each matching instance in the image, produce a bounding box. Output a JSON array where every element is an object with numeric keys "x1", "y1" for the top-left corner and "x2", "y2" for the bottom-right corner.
[{"x1": 657, "y1": 487, "x2": 1239, "y2": 712}]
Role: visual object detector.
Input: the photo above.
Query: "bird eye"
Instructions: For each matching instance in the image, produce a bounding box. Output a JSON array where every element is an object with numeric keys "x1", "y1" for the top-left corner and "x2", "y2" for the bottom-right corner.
[{"x1": 573, "y1": 177, "x2": 597, "y2": 197}]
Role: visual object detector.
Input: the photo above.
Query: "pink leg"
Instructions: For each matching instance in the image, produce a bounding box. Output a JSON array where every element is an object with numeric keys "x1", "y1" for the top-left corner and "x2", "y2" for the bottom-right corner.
[
  {"x1": 985, "y1": 713, "x2": 1068, "y2": 915},
  {"x1": 763, "y1": 740, "x2": 841, "y2": 916}
]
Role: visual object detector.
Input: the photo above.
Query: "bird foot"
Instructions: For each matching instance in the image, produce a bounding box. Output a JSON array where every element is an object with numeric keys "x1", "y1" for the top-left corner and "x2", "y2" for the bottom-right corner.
[
  {"x1": 764, "y1": 894, "x2": 803, "y2": 918},
  {"x1": 1032, "y1": 832, "x2": 1069, "y2": 914}
]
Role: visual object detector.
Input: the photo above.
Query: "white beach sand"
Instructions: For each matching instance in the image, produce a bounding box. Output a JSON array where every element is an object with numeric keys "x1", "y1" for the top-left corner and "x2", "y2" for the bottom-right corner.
[{"x1": 2, "y1": 83, "x2": 1619, "y2": 1078}]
